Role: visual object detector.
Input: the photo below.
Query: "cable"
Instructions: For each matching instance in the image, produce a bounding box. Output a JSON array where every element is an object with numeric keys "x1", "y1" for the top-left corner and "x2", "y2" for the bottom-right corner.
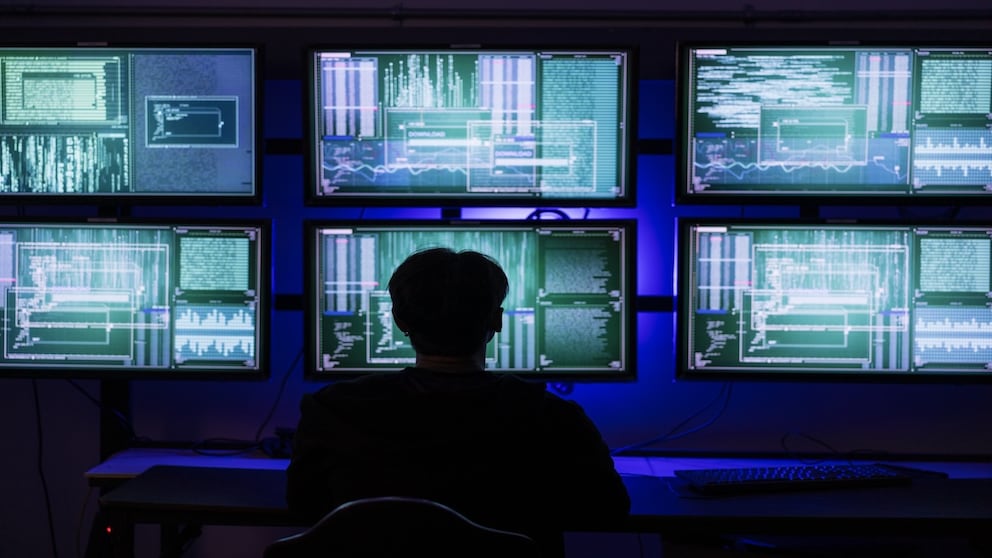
[
  {"x1": 523, "y1": 207, "x2": 593, "y2": 220},
  {"x1": 255, "y1": 347, "x2": 303, "y2": 442},
  {"x1": 190, "y1": 438, "x2": 261, "y2": 456},
  {"x1": 63, "y1": 380, "x2": 139, "y2": 558},
  {"x1": 33, "y1": 379, "x2": 60, "y2": 558},
  {"x1": 610, "y1": 383, "x2": 733, "y2": 456},
  {"x1": 76, "y1": 487, "x2": 96, "y2": 558},
  {"x1": 779, "y1": 431, "x2": 891, "y2": 464},
  {"x1": 780, "y1": 430, "x2": 844, "y2": 463},
  {"x1": 525, "y1": 208, "x2": 571, "y2": 220},
  {"x1": 647, "y1": 383, "x2": 733, "y2": 443},
  {"x1": 62, "y1": 347, "x2": 301, "y2": 460},
  {"x1": 65, "y1": 380, "x2": 139, "y2": 444},
  {"x1": 188, "y1": 346, "x2": 304, "y2": 457}
]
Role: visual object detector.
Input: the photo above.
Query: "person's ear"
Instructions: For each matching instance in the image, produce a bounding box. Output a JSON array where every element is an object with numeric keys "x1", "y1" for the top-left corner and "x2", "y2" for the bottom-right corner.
[
  {"x1": 491, "y1": 307, "x2": 504, "y2": 333},
  {"x1": 483, "y1": 307, "x2": 503, "y2": 343}
]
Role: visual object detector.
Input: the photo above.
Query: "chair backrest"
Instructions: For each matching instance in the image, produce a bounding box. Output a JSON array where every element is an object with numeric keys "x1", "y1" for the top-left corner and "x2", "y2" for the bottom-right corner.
[{"x1": 264, "y1": 496, "x2": 542, "y2": 558}]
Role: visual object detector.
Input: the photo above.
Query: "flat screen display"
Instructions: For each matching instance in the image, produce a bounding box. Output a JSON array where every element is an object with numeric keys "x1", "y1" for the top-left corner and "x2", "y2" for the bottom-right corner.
[
  {"x1": 678, "y1": 45, "x2": 992, "y2": 202},
  {"x1": 0, "y1": 219, "x2": 268, "y2": 379},
  {"x1": 0, "y1": 46, "x2": 258, "y2": 202},
  {"x1": 307, "y1": 48, "x2": 633, "y2": 206},
  {"x1": 304, "y1": 220, "x2": 635, "y2": 380},
  {"x1": 677, "y1": 219, "x2": 992, "y2": 382}
]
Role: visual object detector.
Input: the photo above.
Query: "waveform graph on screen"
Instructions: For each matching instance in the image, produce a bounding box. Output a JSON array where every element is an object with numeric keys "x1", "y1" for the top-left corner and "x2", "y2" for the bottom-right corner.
[
  {"x1": 2, "y1": 230, "x2": 171, "y2": 367},
  {"x1": 910, "y1": 48, "x2": 992, "y2": 193},
  {"x1": 911, "y1": 128, "x2": 992, "y2": 188},
  {"x1": 174, "y1": 305, "x2": 256, "y2": 365},
  {"x1": 172, "y1": 227, "x2": 260, "y2": 369},
  {"x1": 913, "y1": 229, "x2": 992, "y2": 372},
  {"x1": 915, "y1": 307, "x2": 992, "y2": 365}
]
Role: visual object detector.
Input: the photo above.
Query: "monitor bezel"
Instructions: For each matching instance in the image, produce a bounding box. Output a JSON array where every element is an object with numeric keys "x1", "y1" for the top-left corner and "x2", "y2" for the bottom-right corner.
[
  {"x1": 0, "y1": 43, "x2": 263, "y2": 206},
  {"x1": 303, "y1": 44, "x2": 637, "y2": 208},
  {"x1": 674, "y1": 41, "x2": 992, "y2": 207},
  {"x1": 675, "y1": 216, "x2": 992, "y2": 384},
  {"x1": 302, "y1": 218, "x2": 637, "y2": 382},
  {"x1": 0, "y1": 216, "x2": 271, "y2": 381}
]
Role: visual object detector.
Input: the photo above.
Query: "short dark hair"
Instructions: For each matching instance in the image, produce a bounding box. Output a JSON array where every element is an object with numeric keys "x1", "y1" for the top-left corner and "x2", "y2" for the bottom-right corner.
[{"x1": 388, "y1": 248, "x2": 509, "y2": 357}]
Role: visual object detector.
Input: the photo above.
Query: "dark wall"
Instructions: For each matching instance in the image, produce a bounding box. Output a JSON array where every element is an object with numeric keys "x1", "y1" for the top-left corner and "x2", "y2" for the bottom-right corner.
[{"x1": 1, "y1": 8, "x2": 991, "y2": 558}]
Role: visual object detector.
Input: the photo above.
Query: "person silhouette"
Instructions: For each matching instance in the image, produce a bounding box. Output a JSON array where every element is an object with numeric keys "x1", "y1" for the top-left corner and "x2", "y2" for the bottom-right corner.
[{"x1": 287, "y1": 247, "x2": 630, "y2": 556}]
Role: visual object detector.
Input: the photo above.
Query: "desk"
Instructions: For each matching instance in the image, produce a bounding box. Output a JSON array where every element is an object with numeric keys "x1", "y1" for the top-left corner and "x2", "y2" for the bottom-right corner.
[
  {"x1": 99, "y1": 466, "x2": 299, "y2": 558},
  {"x1": 85, "y1": 449, "x2": 292, "y2": 558},
  {"x1": 90, "y1": 451, "x2": 992, "y2": 558},
  {"x1": 627, "y1": 475, "x2": 992, "y2": 536}
]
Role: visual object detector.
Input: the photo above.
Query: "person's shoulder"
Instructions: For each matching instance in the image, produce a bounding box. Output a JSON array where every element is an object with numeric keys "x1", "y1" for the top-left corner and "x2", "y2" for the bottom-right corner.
[
  {"x1": 493, "y1": 373, "x2": 550, "y2": 397},
  {"x1": 494, "y1": 375, "x2": 588, "y2": 413},
  {"x1": 307, "y1": 369, "x2": 409, "y2": 403}
]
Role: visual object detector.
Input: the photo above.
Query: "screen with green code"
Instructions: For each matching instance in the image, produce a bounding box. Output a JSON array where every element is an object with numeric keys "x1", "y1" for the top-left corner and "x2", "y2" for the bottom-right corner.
[
  {"x1": 678, "y1": 220, "x2": 992, "y2": 381},
  {"x1": 304, "y1": 220, "x2": 634, "y2": 380},
  {"x1": 679, "y1": 45, "x2": 992, "y2": 202},
  {"x1": 0, "y1": 219, "x2": 268, "y2": 379},
  {"x1": 307, "y1": 48, "x2": 632, "y2": 206},
  {"x1": 0, "y1": 47, "x2": 258, "y2": 203}
]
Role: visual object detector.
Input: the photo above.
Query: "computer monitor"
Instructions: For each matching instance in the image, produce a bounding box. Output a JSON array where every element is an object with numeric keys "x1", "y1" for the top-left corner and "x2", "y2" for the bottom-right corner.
[
  {"x1": 677, "y1": 44, "x2": 992, "y2": 203},
  {"x1": 306, "y1": 47, "x2": 633, "y2": 206},
  {"x1": 0, "y1": 218, "x2": 269, "y2": 379},
  {"x1": 0, "y1": 46, "x2": 259, "y2": 203},
  {"x1": 304, "y1": 220, "x2": 635, "y2": 380},
  {"x1": 677, "y1": 219, "x2": 992, "y2": 382}
]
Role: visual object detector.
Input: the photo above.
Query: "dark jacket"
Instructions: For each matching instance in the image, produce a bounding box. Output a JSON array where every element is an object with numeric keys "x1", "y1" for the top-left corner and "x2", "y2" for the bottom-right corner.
[{"x1": 286, "y1": 367, "x2": 630, "y2": 550}]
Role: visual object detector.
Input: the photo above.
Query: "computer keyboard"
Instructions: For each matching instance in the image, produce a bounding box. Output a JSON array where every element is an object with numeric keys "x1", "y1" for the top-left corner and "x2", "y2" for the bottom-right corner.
[{"x1": 674, "y1": 463, "x2": 916, "y2": 495}]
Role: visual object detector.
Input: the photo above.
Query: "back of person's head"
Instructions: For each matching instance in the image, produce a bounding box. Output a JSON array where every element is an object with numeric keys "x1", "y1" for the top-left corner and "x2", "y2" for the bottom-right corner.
[{"x1": 388, "y1": 248, "x2": 508, "y2": 357}]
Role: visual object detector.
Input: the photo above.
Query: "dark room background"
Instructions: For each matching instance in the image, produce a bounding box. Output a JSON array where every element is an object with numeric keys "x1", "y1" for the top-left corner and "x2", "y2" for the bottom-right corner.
[{"x1": 1, "y1": 1, "x2": 991, "y2": 556}]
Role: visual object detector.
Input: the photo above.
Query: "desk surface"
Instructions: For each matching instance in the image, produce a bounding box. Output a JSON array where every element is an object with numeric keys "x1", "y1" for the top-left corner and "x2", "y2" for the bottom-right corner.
[
  {"x1": 100, "y1": 465, "x2": 298, "y2": 526},
  {"x1": 95, "y1": 453, "x2": 992, "y2": 537},
  {"x1": 627, "y1": 474, "x2": 992, "y2": 535},
  {"x1": 86, "y1": 447, "x2": 992, "y2": 482}
]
